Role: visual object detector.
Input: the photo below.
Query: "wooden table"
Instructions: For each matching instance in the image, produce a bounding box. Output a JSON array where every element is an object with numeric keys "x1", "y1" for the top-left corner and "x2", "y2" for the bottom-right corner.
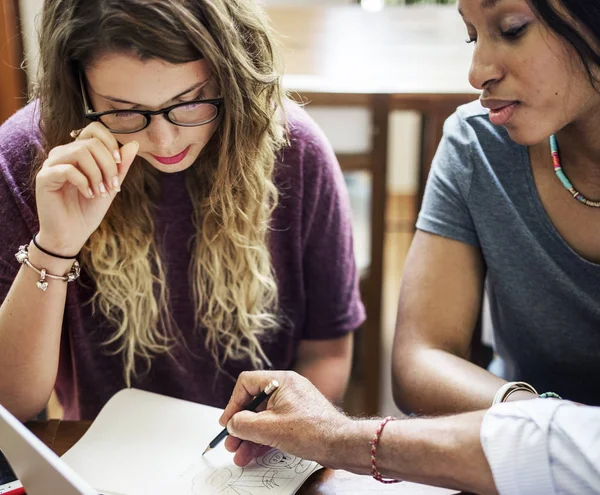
[
  {"x1": 266, "y1": 5, "x2": 479, "y2": 414},
  {"x1": 28, "y1": 420, "x2": 463, "y2": 495}
]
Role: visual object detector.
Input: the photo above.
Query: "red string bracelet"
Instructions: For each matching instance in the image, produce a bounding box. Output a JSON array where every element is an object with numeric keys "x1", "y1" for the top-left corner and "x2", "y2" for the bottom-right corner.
[{"x1": 370, "y1": 416, "x2": 401, "y2": 484}]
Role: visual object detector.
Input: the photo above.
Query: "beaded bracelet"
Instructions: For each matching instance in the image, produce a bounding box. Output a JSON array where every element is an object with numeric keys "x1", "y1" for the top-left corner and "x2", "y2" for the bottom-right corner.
[
  {"x1": 15, "y1": 244, "x2": 80, "y2": 291},
  {"x1": 540, "y1": 392, "x2": 562, "y2": 400},
  {"x1": 370, "y1": 416, "x2": 401, "y2": 484}
]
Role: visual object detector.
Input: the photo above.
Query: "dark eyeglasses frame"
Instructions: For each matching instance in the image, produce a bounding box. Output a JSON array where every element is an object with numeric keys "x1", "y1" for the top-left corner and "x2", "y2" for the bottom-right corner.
[{"x1": 78, "y1": 72, "x2": 224, "y2": 135}]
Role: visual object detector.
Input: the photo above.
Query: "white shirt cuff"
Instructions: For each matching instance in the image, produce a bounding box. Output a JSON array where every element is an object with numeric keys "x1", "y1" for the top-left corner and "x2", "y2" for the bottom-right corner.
[{"x1": 480, "y1": 399, "x2": 561, "y2": 495}]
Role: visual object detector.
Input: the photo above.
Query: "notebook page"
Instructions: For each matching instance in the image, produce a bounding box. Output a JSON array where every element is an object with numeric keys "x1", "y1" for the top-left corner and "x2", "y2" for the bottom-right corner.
[
  {"x1": 61, "y1": 389, "x2": 321, "y2": 495},
  {"x1": 158, "y1": 449, "x2": 322, "y2": 495}
]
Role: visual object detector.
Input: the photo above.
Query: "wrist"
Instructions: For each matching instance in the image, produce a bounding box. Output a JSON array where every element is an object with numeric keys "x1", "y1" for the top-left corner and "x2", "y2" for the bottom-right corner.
[
  {"x1": 36, "y1": 231, "x2": 83, "y2": 258},
  {"x1": 503, "y1": 390, "x2": 538, "y2": 402},
  {"x1": 327, "y1": 418, "x2": 377, "y2": 474},
  {"x1": 27, "y1": 241, "x2": 77, "y2": 273},
  {"x1": 492, "y1": 381, "x2": 538, "y2": 405}
]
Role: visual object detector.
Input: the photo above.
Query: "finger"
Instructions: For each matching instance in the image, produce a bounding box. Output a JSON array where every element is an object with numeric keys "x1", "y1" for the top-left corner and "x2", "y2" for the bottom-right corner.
[
  {"x1": 38, "y1": 164, "x2": 95, "y2": 199},
  {"x1": 117, "y1": 141, "x2": 140, "y2": 183},
  {"x1": 227, "y1": 410, "x2": 276, "y2": 447},
  {"x1": 84, "y1": 137, "x2": 121, "y2": 192},
  {"x1": 220, "y1": 371, "x2": 279, "y2": 427},
  {"x1": 232, "y1": 440, "x2": 265, "y2": 467},
  {"x1": 224, "y1": 435, "x2": 243, "y2": 453},
  {"x1": 225, "y1": 436, "x2": 271, "y2": 457},
  {"x1": 76, "y1": 122, "x2": 122, "y2": 164},
  {"x1": 46, "y1": 146, "x2": 105, "y2": 197},
  {"x1": 254, "y1": 444, "x2": 272, "y2": 458}
]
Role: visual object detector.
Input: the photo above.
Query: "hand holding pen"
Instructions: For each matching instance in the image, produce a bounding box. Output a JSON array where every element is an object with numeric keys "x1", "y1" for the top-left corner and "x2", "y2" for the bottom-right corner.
[
  {"x1": 218, "y1": 371, "x2": 350, "y2": 468},
  {"x1": 203, "y1": 379, "x2": 280, "y2": 455}
]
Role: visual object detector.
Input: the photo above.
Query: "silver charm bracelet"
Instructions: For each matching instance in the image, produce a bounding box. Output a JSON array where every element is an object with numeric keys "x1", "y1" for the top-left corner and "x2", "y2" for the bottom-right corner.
[{"x1": 15, "y1": 244, "x2": 81, "y2": 291}]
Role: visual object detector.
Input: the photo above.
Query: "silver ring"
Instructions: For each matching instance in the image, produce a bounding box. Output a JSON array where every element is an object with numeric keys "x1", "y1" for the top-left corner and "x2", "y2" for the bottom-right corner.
[{"x1": 69, "y1": 128, "x2": 84, "y2": 139}]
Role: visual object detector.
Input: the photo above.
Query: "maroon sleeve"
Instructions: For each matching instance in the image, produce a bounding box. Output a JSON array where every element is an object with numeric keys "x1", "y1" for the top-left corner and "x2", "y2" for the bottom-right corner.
[
  {"x1": 0, "y1": 157, "x2": 33, "y2": 303},
  {"x1": 0, "y1": 105, "x2": 41, "y2": 304}
]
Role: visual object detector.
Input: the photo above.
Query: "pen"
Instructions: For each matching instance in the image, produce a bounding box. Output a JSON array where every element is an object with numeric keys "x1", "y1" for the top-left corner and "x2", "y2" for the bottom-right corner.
[{"x1": 202, "y1": 379, "x2": 279, "y2": 455}]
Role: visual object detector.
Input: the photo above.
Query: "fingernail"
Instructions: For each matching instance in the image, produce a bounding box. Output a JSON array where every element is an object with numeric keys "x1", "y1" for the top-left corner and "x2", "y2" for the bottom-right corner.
[
  {"x1": 131, "y1": 141, "x2": 139, "y2": 151},
  {"x1": 88, "y1": 188, "x2": 95, "y2": 199},
  {"x1": 113, "y1": 150, "x2": 122, "y2": 164},
  {"x1": 112, "y1": 176, "x2": 120, "y2": 192},
  {"x1": 99, "y1": 182, "x2": 108, "y2": 196}
]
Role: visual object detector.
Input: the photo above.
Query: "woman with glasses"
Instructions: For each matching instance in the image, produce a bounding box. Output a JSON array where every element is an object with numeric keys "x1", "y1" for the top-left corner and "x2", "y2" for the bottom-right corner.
[{"x1": 0, "y1": 0, "x2": 364, "y2": 422}]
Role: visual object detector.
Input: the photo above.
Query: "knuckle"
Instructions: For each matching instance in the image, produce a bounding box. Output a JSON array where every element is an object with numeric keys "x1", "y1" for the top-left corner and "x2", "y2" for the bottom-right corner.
[
  {"x1": 35, "y1": 168, "x2": 49, "y2": 182},
  {"x1": 228, "y1": 415, "x2": 239, "y2": 433},
  {"x1": 46, "y1": 145, "x2": 64, "y2": 161},
  {"x1": 74, "y1": 140, "x2": 89, "y2": 154},
  {"x1": 73, "y1": 150, "x2": 91, "y2": 169},
  {"x1": 88, "y1": 121, "x2": 104, "y2": 133},
  {"x1": 91, "y1": 122, "x2": 115, "y2": 141}
]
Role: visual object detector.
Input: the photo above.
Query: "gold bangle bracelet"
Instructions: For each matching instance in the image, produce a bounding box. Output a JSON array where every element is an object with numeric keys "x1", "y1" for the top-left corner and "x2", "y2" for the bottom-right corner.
[{"x1": 492, "y1": 381, "x2": 538, "y2": 406}]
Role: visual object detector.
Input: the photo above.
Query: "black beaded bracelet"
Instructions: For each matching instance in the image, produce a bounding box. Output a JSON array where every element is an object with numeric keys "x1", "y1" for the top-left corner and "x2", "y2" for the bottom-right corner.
[{"x1": 32, "y1": 233, "x2": 79, "y2": 260}]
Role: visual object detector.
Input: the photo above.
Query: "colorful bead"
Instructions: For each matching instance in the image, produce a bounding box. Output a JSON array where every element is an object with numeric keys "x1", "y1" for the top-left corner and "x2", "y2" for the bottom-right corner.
[{"x1": 550, "y1": 134, "x2": 600, "y2": 208}]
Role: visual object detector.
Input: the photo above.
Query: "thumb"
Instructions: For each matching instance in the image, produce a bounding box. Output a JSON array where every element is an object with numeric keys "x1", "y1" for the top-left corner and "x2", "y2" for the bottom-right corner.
[
  {"x1": 118, "y1": 141, "x2": 140, "y2": 181},
  {"x1": 228, "y1": 410, "x2": 275, "y2": 447}
]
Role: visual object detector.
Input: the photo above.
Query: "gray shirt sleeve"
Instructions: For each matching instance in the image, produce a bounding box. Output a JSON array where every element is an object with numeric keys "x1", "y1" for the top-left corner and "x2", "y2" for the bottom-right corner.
[{"x1": 416, "y1": 110, "x2": 480, "y2": 247}]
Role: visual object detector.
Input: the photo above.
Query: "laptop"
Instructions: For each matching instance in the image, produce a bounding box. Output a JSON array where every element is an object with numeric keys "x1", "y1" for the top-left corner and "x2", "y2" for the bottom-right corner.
[{"x1": 0, "y1": 402, "x2": 99, "y2": 495}]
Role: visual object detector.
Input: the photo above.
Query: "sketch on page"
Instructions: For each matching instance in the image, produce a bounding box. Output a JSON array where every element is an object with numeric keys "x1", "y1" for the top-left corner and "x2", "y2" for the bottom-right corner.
[{"x1": 170, "y1": 449, "x2": 321, "y2": 495}]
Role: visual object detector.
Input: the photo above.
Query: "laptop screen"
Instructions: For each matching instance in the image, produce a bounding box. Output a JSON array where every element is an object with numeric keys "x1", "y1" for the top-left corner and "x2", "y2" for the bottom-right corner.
[
  {"x1": 0, "y1": 404, "x2": 97, "y2": 495},
  {"x1": 0, "y1": 450, "x2": 18, "y2": 485}
]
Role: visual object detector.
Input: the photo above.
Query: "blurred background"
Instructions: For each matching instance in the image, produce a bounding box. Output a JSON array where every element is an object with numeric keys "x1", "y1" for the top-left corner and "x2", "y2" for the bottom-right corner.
[{"x1": 1, "y1": 0, "x2": 482, "y2": 419}]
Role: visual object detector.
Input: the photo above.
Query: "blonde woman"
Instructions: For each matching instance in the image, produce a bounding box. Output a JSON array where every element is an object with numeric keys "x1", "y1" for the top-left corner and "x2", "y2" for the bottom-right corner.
[{"x1": 0, "y1": 0, "x2": 363, "y2": 422}]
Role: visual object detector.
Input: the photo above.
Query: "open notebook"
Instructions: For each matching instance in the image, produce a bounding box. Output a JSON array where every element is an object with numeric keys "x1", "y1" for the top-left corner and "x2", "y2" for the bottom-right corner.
[
  {"x1": 0, "y1": 389, "x2": 321, "y2": 495},
  {"x1": 61, "y1": 389, "x2": 322, "y2": 495}
]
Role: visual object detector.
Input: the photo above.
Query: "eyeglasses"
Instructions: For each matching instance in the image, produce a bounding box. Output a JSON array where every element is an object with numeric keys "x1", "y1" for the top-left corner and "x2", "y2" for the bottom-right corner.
[{"x1": 78, "y1": 73, "x2": 224, "y2": 134}]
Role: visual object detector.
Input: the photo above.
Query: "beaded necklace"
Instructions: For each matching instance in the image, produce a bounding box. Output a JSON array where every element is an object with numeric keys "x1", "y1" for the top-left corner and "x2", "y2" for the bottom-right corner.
[{"x1": 550, "y1": 134, "x2": 600, "y2": 208}]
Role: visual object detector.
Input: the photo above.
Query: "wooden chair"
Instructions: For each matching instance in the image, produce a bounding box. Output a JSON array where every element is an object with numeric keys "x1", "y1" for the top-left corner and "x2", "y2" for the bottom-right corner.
[{"x1": 289, "y1": 93, "x2": 390, "y2": 416}]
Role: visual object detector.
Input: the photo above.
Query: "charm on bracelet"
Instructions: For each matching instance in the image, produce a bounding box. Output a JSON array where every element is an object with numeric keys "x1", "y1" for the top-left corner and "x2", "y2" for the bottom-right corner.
[
  {"x1": 15, "y1": 244, "x2": 81, "y2": 291},
  {"x1": 37, "y1": 269, "x2": 49, "y2": 291}
]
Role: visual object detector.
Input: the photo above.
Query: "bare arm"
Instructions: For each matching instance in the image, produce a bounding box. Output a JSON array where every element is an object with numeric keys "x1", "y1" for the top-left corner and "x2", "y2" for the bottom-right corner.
[
  {"x1": 293, "y1": 333, "x2": 353, "y2": 404},
  {"x1": 0, "y1": 127, "x2": 138, "y2": 420},
  {"x1": 336, "y1": 411, "x2": 496, "y2": 495},
  {"x1": 392, "y1": 230, "x2": 534, "y2": 416},
  {"x1": 0, "y1": 247, "x2": 74, "y2": 420},
  {"x1": 223, "y1": 370, "x2": 497, "y2": 495}
]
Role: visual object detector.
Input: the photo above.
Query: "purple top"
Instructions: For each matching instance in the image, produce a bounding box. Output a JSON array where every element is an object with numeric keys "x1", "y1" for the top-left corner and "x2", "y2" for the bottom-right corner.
[{"x1": 0, "y1": 102, "x2": 365, "y2": 420}]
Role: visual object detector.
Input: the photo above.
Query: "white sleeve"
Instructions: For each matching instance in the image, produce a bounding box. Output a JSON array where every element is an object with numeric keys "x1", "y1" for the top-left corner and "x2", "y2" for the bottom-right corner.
[{"x1": 480, "y1": 399, "x2": 600, "y2": 495}]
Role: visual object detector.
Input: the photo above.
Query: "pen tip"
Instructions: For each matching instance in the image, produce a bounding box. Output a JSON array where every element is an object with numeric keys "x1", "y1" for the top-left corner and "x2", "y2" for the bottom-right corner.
[{"x1": 202, "y1": 446, "x2": 211, "y2": 456}]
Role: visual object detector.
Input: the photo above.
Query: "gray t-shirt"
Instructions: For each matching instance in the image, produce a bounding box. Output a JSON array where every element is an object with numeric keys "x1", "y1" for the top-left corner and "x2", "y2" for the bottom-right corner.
[{"x1": 417, "y1": 101, "x2": 600, "y2": 406}]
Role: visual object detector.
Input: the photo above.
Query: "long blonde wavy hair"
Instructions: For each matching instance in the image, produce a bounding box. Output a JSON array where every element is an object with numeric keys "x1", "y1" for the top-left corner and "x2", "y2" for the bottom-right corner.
[{"x1": 34, "y1": 0, "x2": 287, "y2": 385}]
